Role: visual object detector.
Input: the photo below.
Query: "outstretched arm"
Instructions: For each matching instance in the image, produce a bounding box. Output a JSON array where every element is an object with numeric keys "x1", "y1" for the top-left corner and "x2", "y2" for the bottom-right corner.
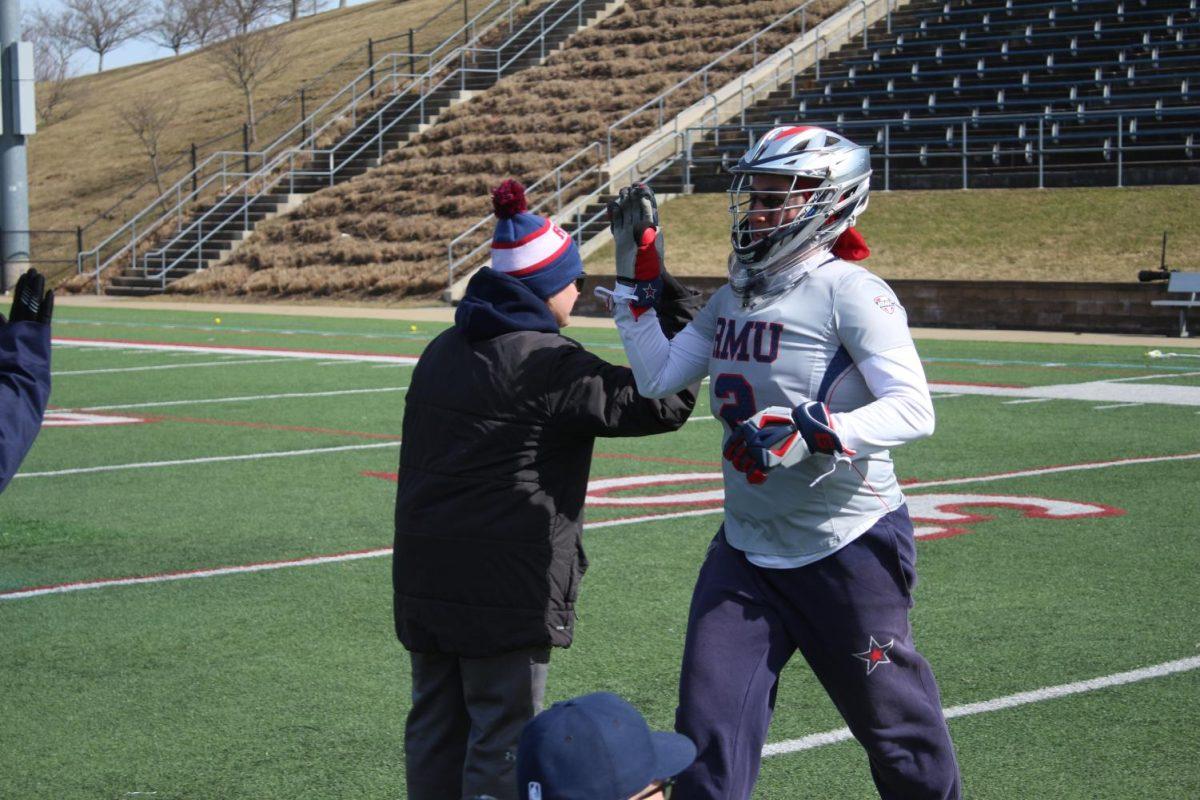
[
  {"x1": 0, "y1": 269, "x2": 54, "y2": 493},
  {"x1": 602, "y1": 184, "x2": 714, "y2": 397}
]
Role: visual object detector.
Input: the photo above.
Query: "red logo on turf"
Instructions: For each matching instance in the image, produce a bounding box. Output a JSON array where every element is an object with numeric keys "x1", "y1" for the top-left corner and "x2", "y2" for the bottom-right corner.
[{"x1": 853, "y1": 636, "x2": 895, "y2": 674}]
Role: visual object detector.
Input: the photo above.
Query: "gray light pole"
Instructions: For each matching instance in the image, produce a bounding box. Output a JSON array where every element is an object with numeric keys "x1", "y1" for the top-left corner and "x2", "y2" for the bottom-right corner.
[{"x1": 1, "y1": 0, "x2": 32, "y2": 294}]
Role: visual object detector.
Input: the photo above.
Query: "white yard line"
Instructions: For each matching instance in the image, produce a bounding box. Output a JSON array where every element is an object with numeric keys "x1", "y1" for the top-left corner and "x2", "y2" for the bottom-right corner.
[
  {"x1": 53, "y1": 337, "x2": 420, "y2": 365},
  {"x1": 762, "y1": 655, "x2": 1200, "y2": 757},
  {"x1": 1102, "y1": 370, "x2": 1200, "y2": 384},
  {"x1": 8, "y1": 451, "x2": 1199, "y2": 597},
  {"x1": 1002, "y1": 398, "x2": 1052, "y2": 405},
  {"x1": 929, "y1": 380, "x2": 1200, "y2": 407},
  {"x1": 12, "y1": 441, "x2": 399, "y2": 480},
  {"x1": 1092, "y1": 403, "x2": 1144, "y2": 410},
  {"x1": 77, "y1": 385, "x2": 409, "y2": 411},
  {"x1": 905, "y1": 451, "x2": 1200, "y2": 490},
  {"x1": 53, "y1": 358, "x2": 291, "y2": 377}
]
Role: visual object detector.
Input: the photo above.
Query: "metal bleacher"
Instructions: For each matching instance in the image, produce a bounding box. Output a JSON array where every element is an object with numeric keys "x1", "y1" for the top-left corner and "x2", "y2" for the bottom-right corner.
[{"x1": 685, "y1": 0, "x2": 1200, "y2": 190}]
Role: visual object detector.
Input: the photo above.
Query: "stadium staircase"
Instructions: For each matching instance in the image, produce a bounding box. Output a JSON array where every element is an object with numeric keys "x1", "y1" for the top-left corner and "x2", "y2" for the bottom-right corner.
[
  {"x1": 163, "y1": 0, "x2": 839, "y2": 302},
  {"x1": 94, "y1": 0, "x2": 617, "y2": 296}
]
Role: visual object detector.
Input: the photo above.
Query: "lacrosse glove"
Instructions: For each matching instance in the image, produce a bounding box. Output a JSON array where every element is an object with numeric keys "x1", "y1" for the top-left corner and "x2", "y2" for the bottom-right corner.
[
  {"x1": 2, "y1": 268, "x2": 54, "y2": 326},
  {"x1": 724, "y1": 401, "x2": 855, "y2": 484},
  {"x1": 600, "y1": 183, "x2": 664, "y2": 318}
]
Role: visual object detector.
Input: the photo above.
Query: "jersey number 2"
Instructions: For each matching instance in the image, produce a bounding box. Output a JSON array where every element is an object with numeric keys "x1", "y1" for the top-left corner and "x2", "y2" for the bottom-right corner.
[{"x1": 714, "y1": 373, "x2": 756, "y2": 429}]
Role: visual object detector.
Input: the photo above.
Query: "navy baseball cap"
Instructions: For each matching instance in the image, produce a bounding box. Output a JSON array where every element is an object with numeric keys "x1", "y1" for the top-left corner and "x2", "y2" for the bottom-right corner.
[{"x1": 517, "y1": 692, "x2": 696, "y2": 800}]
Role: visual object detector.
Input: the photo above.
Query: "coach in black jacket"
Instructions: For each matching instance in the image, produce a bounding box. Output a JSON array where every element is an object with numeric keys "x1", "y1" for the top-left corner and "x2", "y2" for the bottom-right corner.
[{"x1": 393, "y1": 181, "x2": 697, "y2": 800}]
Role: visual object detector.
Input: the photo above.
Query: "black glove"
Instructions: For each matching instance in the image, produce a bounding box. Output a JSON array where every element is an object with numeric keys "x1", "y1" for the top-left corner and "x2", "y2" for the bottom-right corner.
[
  {"x1": 655, "y1": 268, "x2": 702, "y2": 340},
  {"x1": 4, "y1": 268, "x2": 54, "y2": 326}
]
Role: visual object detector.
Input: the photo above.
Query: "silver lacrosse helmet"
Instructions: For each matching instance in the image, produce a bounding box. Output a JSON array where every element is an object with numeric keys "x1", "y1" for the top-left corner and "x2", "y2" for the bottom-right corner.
[{"x1": 727, "y1": 125, "x2": 872, "y2": 306}]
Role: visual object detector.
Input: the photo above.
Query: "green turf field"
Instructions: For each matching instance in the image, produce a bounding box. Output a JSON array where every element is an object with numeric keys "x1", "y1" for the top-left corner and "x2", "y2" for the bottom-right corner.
[{"x1": 3, "y1": 306, "x2": 1199, "y2": 799}]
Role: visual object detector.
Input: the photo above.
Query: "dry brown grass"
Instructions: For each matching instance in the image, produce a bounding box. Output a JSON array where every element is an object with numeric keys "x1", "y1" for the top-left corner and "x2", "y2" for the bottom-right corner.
[
  {"x1": 191, "y1": 0, "x2": 837, "y2": 300},
  {"x1": 33, "y1": 0, "x2": 534, "y2": 281}
]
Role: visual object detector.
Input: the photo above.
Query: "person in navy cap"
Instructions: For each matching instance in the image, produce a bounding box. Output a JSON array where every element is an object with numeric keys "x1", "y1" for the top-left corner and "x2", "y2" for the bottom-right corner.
[
  {"x1": 517, "y1": 692, "x2": 696, "y2": 800},
  {"x1": 394, "y1": 180, "x2": 702, "y2": 800},
  {"x1": 1, "y1": 268, "x2": 54, "y2": 494}
]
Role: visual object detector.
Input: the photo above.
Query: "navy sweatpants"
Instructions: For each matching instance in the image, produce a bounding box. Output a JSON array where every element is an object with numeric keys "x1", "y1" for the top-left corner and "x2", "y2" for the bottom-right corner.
[{"x1": 674, "y1": 506, "x2": 960, "y2": 800}]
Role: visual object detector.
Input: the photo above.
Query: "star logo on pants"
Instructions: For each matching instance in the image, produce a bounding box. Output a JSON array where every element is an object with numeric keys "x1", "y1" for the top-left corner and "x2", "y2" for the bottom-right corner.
[{"x1": 853, "y1": 636, "x2": 895, "y2": 675}]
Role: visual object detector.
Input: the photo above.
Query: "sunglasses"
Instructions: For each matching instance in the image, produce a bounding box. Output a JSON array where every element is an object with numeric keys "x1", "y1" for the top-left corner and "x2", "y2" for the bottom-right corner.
[
  {"x1": 574, "y1": 273, "x2": 587, "y2": 292},
  {"x1": 630, "y1": 778, "x2": 675, "y2": 800}
]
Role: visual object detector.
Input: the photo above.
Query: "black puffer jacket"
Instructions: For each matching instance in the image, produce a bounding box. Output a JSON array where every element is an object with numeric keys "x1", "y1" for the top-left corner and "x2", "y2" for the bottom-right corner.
[{"x1": 393, "y1": 268, "x2": 698, "y2": 657}]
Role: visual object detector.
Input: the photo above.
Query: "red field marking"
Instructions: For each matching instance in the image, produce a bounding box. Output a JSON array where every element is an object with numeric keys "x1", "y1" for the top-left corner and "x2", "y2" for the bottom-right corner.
[
  {"x1": 906, "y1": 493, "x2": 1125, "y2": 540},
  {"x1": 6, "y1": 451, "x2": 1195, "y2": 601}
]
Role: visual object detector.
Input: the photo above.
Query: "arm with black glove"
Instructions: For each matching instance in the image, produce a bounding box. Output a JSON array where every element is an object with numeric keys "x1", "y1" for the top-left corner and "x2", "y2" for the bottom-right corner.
[
  {"x1": 598, "y1": 184, "x2": 666, "y2": 318},
  {"x1": 1, "y1": 268, "x2": 55, "y2": 493}
]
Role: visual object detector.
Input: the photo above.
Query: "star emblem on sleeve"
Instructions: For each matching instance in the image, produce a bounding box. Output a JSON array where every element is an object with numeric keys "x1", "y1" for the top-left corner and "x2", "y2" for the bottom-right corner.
[{"x1": 853, "y1": 636, "x2": 895, "y2": 675}]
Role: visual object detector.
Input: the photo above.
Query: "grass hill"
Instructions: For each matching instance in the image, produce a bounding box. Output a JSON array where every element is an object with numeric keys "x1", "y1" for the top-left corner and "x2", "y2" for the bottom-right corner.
[
  {"x1": 585, "y1": 185, "x2": 1200, "y2": 283},
  {"x1": 31, "y1": 0, "x2": 518, "y2": 282}
]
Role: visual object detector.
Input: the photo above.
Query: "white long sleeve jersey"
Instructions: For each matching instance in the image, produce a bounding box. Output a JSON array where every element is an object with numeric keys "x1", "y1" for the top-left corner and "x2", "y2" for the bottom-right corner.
[{"x1": 615, "y1": 256, "x2": 935, "y2": 567}]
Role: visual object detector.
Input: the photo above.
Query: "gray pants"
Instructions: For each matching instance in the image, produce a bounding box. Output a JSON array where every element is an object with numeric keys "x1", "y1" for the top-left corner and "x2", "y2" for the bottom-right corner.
[{"x1": 405, "y1": 646, "x2": 550, "y2": 800}]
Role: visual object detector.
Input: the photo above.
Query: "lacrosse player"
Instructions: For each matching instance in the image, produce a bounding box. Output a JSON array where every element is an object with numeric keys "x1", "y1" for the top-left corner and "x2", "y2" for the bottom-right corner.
[
  {"x1": 601, "y1": 126, "x2": 961, "y2": 799},
  {"x1": 0, "y1": 268, "x2": 53, "y2": 494}
]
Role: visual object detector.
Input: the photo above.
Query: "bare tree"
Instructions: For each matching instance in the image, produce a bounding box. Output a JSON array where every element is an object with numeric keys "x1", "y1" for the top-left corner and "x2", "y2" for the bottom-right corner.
[
  {"x1": 216, "y1": 0, "x2": 283, "y2": 35},
  {"x1": 207, "y1": 21, "x2": 288, "y2": 143},
  {"x1": 144, "y1": 0, "x2": 196, "y2": 55},
  {"x1": 118, "y1": 95, "x2": 180, "y2": 199},
  {"x1": 61, "y1": 0, "x2": 147, "y2": 72},
  {"x1": 25, "y1": 8, "x2": 81, "y2": 126},
  {"x1": 186, "y1": 0, "x2": 224, "y2": 46}
]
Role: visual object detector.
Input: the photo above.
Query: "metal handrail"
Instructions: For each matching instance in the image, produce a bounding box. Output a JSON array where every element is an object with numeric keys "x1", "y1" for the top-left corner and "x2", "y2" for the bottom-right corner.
[
  {"x1": 77, "y1": 0, "x2": 539, "y2": 285},
  {"x1": 603, "y1": 0, "x2": 886, "y2": 160},
  {"x1": 117, "y1": 0, "x2": 601, "y2": 287},
  {"x1": 448, "y1": 0, "x2": 898, "y2": 283}
]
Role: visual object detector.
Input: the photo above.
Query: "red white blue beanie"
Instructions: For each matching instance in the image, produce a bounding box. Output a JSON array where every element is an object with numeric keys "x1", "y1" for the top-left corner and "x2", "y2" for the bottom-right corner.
[{"x1": 490, "y1": 179, "x2": 583, "y2": 300}]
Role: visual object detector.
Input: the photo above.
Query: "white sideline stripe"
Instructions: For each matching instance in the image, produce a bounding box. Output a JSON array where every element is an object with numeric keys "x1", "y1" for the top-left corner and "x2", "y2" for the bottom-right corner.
[
  {"x1": 1103, "y1": 370, "x2": 1200, "y2": 384},
  {"x1": 928, "y1": 380, "x2": 1200, "y2": 407},
  {"x1": 53, "y1": 358, "x2": 290, "y2": 377},
  {"x1": 762, "y1": 655, "x2": 1200, "y2": 757},
  {"x1": 0, "y1": 549, "x2": 392, "y2": 600},
  {"x1": 1002, "y1": 398, "x2": 1052, "y2": 405},
  {"x1": 930, "y1": 393, "x2": 965, "y2": 399},
  {"x1": 52, "y1": 337, "x2": 420, "y2": 365},
  {"x1": 905, "y1": 451, "x2": 1200, "y2": 490},
  {"x1": 13, "y1": 441, "x2": 399, "y2": 479},
  {"x1": 9, "y1": 451, "x2": 1200, "y2": 596},
  {"x1": 77, "y1": 385, "x2": 409, "y2": 411},
  {"x1": 0, "y1": 508, "x2": 720, "y2": 600},
  {"x1": 1092, "y1": 402, "x2": 1143, "y2": 410}
]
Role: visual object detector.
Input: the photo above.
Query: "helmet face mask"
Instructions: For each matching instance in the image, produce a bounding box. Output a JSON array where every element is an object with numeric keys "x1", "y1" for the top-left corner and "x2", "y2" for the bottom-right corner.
[{"x1": 726, "y1": 126, "x2": 872, "y2": 308}]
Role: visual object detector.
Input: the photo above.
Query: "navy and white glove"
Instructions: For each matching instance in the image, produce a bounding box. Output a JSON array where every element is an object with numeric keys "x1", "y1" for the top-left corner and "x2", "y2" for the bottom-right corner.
[
  {"x1": 598, "y1": 183, "x2": 664, "y2": 318},
  {"x1": 2, "y1": 268, "x2": 54, "y2": 326},
  {"x1": 723, "y1": 401, "x2": 855, "y2": 484}
]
